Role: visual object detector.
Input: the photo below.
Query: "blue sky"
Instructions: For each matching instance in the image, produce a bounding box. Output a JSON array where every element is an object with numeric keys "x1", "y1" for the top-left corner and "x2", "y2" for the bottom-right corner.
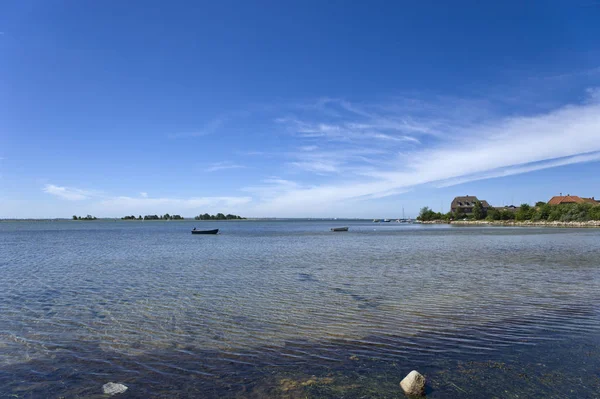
[{"x1": 1, "y1": 1, "x2": 600, "y2": 218}]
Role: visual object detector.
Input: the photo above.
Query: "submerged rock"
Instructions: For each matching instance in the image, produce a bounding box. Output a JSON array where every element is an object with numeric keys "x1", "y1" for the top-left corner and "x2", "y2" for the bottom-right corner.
[
  {"x1": 102, "y1": 382, "x2": 128, "y2": 395},
  {"x1": 400, "y1": 370, "x2": 425, "y2": 396}
]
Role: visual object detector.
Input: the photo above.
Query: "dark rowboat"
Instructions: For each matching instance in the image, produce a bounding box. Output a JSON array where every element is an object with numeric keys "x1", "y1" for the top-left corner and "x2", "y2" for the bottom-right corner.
[
  {"x1": 330, "y1": 227, "x2": 349, "y2": 232},
  {"x1": 191, "y1": 229, "x2": 219, "y2": 235}
]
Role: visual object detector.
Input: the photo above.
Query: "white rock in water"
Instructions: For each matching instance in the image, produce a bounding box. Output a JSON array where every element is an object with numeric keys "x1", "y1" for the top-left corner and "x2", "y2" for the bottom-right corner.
[
  {"x1": 103, "y1": 382, "x2": 128, "y2": 395},
  {"x1": 400, "y1": 370, "x2": 426, "y2": 396}
]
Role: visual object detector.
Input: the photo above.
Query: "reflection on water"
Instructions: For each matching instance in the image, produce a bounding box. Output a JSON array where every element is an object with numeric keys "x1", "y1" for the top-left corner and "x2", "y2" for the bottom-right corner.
[{"x1": 1, "y1": 221, "x2": 599, "y2": 397}]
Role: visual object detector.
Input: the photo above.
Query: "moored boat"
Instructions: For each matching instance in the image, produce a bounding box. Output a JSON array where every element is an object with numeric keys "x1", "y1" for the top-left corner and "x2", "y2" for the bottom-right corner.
[
  {"x1": 191, "y1": 228, "x2": 219, "y2": 235},
  {"x1": 330, "y1": 227, "x2": 349, "y2": 232}
]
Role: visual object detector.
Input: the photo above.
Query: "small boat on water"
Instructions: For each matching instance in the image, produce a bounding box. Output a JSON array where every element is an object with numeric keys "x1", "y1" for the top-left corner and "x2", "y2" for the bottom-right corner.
[
  {"x1": 330, "y1": 227, "x2": 349, "y2": 232},
  {"x1": 191, "y1": 228, "x2": 219, "y2": 235}
]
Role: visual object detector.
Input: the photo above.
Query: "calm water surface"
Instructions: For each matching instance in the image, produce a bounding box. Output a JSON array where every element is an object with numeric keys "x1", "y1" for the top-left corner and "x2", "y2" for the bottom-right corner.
[{"x1": 1, "y1": 221, "x2": 599, "y2": 398}]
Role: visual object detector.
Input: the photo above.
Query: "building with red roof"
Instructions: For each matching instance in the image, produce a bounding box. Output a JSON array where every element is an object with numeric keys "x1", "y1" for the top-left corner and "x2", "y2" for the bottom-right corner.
[{"x1": 547, "y1": 194, "x2": 599, "y2": 205}]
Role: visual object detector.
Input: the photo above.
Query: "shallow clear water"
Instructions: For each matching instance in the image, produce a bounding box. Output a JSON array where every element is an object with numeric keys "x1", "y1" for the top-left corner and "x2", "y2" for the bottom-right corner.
[{"x1": 1, "y1": 220, "x2": 599, "y2": 398}]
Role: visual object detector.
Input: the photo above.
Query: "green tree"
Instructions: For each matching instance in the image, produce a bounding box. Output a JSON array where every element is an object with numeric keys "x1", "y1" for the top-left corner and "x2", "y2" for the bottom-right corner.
[
  {"x1": 590, "y1": 205, "x2": 600, "y2": 220},
  {"x1": 533, "y1": 204, "x2": 551, "y2": 221},
  {"x1": 486, "y1": 208, "x2": 500, "y2": 221},
  {"x1": 418, "y1": 206, "x2": 431, "y2": 221},
  {"x1": 548, "y1": 207, "x2": 562, "y2": 221},
  {"x1": 515, "y1": 204, "x2": 533, "y2": 221},
  {"x1": 72, "y1": 215, "x2": 78, "y2": 220},
  {"x1": 472, "y1": 200, "x2": 486, "y2": 220},
  {"x1": 453, "y1": 209, "x2": 465, "y2": 220},
  {"x1": 498, "y1": 210, "x2": 515, "y2": 220},
  {"x1": 417, "y1": 207, "x2": 442, "y2": 221}
]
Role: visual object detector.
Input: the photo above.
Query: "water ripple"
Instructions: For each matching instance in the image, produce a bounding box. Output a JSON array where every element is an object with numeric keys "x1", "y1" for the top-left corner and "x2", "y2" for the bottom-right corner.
[{"x1": 1, "y1": 221, "x2": 599, "y2": 397}]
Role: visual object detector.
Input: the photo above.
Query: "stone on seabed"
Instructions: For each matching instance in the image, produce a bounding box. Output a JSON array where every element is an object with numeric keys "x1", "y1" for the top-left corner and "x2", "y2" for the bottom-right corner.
[
  {"x1": 102, "y1": 382, "x2": 128, "y2": 395},
  {"x1": 400, "y1": 370, "x2": 426, "y2": 396}
]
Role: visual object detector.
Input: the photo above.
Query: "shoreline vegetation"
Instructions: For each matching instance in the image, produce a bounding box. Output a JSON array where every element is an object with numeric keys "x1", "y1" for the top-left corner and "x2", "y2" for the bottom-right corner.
[
  {"x1": 423, "y1": 219, "x2": 600, "y2": 227},
  {"x1": 194, "y1": 213, "x2": 245, "y2": 220},
  {"x1": 62, "y1": 213, "x2": 248, "y2": 221},
  {"x1": 123, "y1": 214, "x2": 185, "y2": 220},
  {"x1": 72, "y1": 215, "x2": 97, "y2": 220},
  {"x1": 418, "y1": 201, "x2": 600, "y2": 227}
]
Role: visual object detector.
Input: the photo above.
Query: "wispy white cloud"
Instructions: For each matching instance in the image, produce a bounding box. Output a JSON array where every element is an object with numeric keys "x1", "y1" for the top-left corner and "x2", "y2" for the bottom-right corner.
[
  {"x1": 368, "y1": 133, "x2": 420, "y2": 143},
  {"x1": 205, "y1": 161, "x2": 246, "y2": 172},
  {"x1": 282, "y1": 118, "x2": 424, "y2": 143},
  {"x1": 290, "y1": 97, "x2": 473, "y2": 138},
  {"x1": 289, "y1": 160, "x2": 341, "y2": 174},
  {"x1": 43, "y1": 184, "x2": 95, "y2": 201},
  {"x1": 250, "y1": 88, "x2": 600, "y2": 215},
  {"x1": 41, "y1": 184, "x2": 252, "y2": 216},
  {"x1": 285, "y1": 147, "x2": 386, "y2": 175},
  {"x1": 435, "y1": 152, "x2": 600, "y2": 188},
  {"x1": 168, "y1": 118, "x2": 224, "y2": 138},
  {"x1": 586, "y1": 87, "x2": 600, "y2": 102},
  {"x1": 242, "y1": 177, "x2": 303, "y2": 200},
  {"x1": 36, "y1": 85, "x2": 600, "y2": 218},
  {"x1": 533, "y1": 66, "x2": 600, "y2": 82},
  {"x1": 300, "y1": 145, "x2": 318, "y2": 151}
]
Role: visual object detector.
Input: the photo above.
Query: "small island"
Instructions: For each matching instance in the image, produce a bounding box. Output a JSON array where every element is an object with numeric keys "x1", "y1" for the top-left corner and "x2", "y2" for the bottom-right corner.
[
  {"x1": 72, "y1": 215, "x2": 97, "y2": 220},
  {"x1": 122, "y1": 214, "x2": 184, "y2": 220},
  {"x1": 194, "y1": 213, "x2": 245, "y2": 220}
]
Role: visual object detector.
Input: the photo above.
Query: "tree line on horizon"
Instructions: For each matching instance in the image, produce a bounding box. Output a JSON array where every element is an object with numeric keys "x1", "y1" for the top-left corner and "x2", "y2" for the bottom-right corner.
[
  {"x1": 72, "y1": 215, "x2": 97, "y2": 220},
  {"x1": 418, "y1": 201, "x2": 600, "y2": 222},
  {"x1": 122, "y1": 214, "x2": 184, "y2": 220},
  {"x1": 194, "y1": 213, "x2": 245, "y2": 220},
  {"x1": 71, "y1": 213, "x2": 245, "y2": 221}
]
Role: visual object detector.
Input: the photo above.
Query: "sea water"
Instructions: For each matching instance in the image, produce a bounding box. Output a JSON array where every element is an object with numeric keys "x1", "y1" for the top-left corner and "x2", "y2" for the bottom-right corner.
[{"x1": 1, "y1": 220, "x2": 599, "y2": 398}]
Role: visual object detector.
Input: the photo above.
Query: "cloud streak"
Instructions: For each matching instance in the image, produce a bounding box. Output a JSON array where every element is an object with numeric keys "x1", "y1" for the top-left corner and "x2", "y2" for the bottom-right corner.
[
  {"x1": 248, "y1": 89, "x2": 600, "y2": 215},
  {"x1": 43, "y1": 184, "x2": 95, "y2": 201},
  {"x1": 205, "y1": 161, "x2": 246, "y2": 172},
  {"x1": 168, "y1": 118, "x2": 224, "y2": 138},
  {"x1": 41, "y1": 184, "x2": 252, "y2": 216},
  {"x1": 37, "y1": 86, "x2": 600, "y2": 218}
]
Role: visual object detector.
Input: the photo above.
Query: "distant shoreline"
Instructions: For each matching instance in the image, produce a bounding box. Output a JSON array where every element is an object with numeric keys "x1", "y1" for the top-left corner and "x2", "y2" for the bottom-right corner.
[
  {"x1": 0, "y1": 218, "x2": 373, "y2": 222},
  {"x1": 422, "y1": 220, "x2": 600, "y2": 228}
]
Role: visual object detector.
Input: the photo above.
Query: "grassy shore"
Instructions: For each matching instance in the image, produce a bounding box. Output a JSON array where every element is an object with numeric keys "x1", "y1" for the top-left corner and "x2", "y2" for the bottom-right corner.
[{"x1": 422, "y1": 220, "x2": 600, "y2": 227}]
